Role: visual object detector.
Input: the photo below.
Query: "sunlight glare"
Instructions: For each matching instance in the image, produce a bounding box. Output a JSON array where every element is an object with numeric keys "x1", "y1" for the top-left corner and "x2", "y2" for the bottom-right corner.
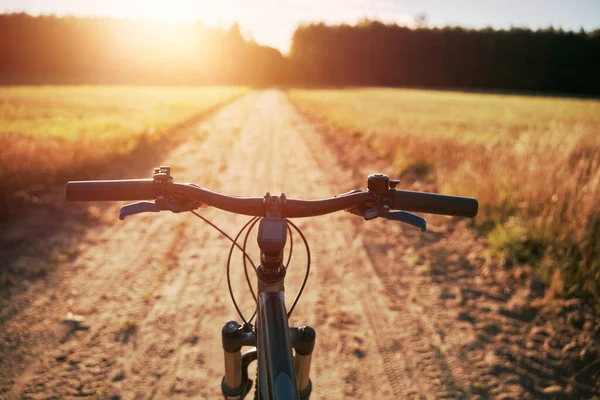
[{"x1": 124, "y1": 0, "x2": 229, "y2": 24}]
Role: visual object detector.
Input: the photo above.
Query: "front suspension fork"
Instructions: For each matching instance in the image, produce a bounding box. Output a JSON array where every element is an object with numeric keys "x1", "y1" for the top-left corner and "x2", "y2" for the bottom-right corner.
[{"x1": 221, "y1": 321, "x2": 316, "y2": 400}]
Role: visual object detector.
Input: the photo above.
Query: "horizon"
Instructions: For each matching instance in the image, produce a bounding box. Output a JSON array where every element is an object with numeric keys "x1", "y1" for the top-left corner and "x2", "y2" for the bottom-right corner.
[{"x1": 1, "y1": 0, "x2": 599, "y2": 54}]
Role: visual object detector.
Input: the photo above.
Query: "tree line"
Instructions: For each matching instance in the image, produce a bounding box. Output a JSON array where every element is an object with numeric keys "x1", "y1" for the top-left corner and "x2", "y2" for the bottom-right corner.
[
  {"x1": 1, "y1": 13, "x2": 598, "y2": 95},
  {"x1": 290, "y1": 21, "x2": 600, "y2": 95}
]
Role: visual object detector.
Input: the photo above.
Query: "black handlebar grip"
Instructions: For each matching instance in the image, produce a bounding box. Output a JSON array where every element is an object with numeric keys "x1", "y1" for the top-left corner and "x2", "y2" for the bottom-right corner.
[
  {"x1": 65, "y1": 179, "x2": 156, "y2": 202},
  {"x1": 392, "y1": 189, "x2": 478, "y2": 217}
]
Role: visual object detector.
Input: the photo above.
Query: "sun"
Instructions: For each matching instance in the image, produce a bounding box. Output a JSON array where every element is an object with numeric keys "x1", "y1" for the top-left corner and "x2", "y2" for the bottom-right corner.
[
  {"x1": 108, "y1": 0, "x2": 292, "y2": 53},
  {"x1": 142, "y1": 3, "x2": 194, "y2": 23}
]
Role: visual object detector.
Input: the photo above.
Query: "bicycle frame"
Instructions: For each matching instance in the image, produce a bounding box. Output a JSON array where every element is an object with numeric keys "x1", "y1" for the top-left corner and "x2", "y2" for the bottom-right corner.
[
  {"x1": 221, "y1": 197, "x2": 315, "y2": 400},
  {"x1": 256, "y1": 284, "x2": 300, "y2": 398}
]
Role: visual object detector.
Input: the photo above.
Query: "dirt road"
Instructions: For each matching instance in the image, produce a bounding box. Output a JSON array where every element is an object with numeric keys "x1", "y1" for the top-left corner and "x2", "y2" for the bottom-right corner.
[{"x1": 1, "y1": 90, "x2": 598, "y2": 399}]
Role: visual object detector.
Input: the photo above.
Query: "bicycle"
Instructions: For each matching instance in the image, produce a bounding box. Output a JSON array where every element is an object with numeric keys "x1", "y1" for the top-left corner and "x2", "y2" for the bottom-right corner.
[{"x1": 66, "y1": 166, "x2": 478, "y2": 399}]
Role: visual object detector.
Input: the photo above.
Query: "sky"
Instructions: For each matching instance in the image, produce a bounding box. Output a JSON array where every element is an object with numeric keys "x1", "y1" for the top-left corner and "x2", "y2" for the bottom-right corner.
[{"x1": 1, "y1": 0, "x2": 599, "y2": 54}]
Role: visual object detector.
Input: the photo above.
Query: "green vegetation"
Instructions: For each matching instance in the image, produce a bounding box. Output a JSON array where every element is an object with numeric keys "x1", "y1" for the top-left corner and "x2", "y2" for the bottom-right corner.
[
  {"x1": 116, "y1": 317, "x2": 138, "y2": 342},
  {"x1": 290, "y1": 88, "x2": 600, "y2": 307},
  {"x1": 0, "y1": 86, "x2": 247, "y2": 210},
  {"x1": 117, "y1": 317, "x2": 138, "y2": 333}
]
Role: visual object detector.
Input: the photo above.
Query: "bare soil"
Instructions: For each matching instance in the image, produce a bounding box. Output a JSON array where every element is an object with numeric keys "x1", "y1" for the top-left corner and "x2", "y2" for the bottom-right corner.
[{"x1": 1, "y1": 90, "x2": 599, "y2": 399}]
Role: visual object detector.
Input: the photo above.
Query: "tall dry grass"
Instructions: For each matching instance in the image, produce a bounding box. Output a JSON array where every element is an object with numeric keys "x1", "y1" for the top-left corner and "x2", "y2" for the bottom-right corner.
[
  {"x1": 0, "y1": 86, "x2": 248, "y2": 213},
  {"x1": 289, "y1": 88, "x2": 600, "y2": 308}
]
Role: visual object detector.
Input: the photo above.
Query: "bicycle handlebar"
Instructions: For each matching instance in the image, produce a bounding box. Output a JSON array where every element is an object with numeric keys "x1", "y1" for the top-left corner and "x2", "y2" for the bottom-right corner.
[
  {"x1": 66, "y1": 179, "x2": 156, "y2": 201},
  {"x1": 392, "y1": 190, "x2": 478, "y2": 218},
  {"x1": 65, "y1": 179, "x2": 478, "y2": 218}
]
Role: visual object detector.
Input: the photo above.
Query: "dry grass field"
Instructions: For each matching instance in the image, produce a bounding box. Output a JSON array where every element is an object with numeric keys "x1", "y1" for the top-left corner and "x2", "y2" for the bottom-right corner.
[
  {"x1": 289, "y1": 88, "x2": 600, "y2": 308},
  {"x1": 0, "y1": 86, "x2": 248, "y2": 210}
]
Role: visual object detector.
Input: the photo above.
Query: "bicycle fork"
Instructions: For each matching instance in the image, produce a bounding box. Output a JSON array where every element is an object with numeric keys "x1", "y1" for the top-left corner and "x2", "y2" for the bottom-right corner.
[{"x1": 221, "y1": 321, "x2": 316, "y2": 400}]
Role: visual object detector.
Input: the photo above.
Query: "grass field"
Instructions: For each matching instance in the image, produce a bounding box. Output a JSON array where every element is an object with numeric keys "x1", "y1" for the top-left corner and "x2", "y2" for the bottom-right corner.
[
  {"x1": 0, "y1": 86, "x2": 248, "y2": 140},
  {"x1": 289, "y1": 88, "x2": 600, "y2": 307},
  {"x1": 0, "y1": 86, "x2": 248, "y2": 208}
]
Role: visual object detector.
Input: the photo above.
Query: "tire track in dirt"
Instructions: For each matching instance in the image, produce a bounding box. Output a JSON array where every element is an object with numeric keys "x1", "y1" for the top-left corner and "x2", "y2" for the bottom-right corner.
[
  {"x1": 294, "y1": 102, "x2": 468, "y2": 398},
  {"x1": 270, "y1": 93, "x2": 452, "y2": 398},
  {"x1": 13, "y1": 225, "x2": 188, "y2": 398},
  {"x1": 106, "y1": 93, "x2": 269, "y2": 399},
  {"x1": 294, "y1": 98, "x2": 505, "y2": 397},
  {"x1": 360, "y1": 235, "x2": 471, "y2": 398},
  {"x1": 293, "y1": 111, "x2": 417, "y2": 396}
]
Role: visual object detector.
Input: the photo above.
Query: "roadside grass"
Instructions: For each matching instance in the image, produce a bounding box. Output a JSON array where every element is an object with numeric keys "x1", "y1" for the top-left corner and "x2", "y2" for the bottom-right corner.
[
  {"x1": 115, "y1": 317, "x2": 138, "y2": 343},
  {"x1": 0, "y1": 86, "x2": 248, "y2": 211},
  {"x1": 289, "y1": 88, "x2": 600, "y2": 309}
]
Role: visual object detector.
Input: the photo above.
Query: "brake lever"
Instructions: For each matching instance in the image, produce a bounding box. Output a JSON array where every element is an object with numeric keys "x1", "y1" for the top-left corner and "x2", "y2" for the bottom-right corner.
[
  {"x1": 119, "y1": 201, "x2": 161, "y2": 220},
  {"x1": 119, "y1": 198, "x2": 201, "y2": 220},
  {"x1": 386, "y1": 211, "x2": 427, "y2": 232}
]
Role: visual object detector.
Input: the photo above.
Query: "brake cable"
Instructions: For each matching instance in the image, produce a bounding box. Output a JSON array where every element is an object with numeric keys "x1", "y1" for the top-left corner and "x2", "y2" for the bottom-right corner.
[
  {"x1": 190, "y1": 211, "x2": 311, "y2": 323},
  {"x1": 241, "y1": 217, "x2": 261, "y2": 323},
  {"x1": 285, "y1": 219, "x2": 310, "y2": 318},
  {"x1": 191, "y1": 211, "x2": 258, "y2": 324},
  {"x1": 242, "y1": 218, "x2": 261, "y2": 302},
  {"x1": 190, "y1": 210, "x2": 257, "y2": 270}
]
